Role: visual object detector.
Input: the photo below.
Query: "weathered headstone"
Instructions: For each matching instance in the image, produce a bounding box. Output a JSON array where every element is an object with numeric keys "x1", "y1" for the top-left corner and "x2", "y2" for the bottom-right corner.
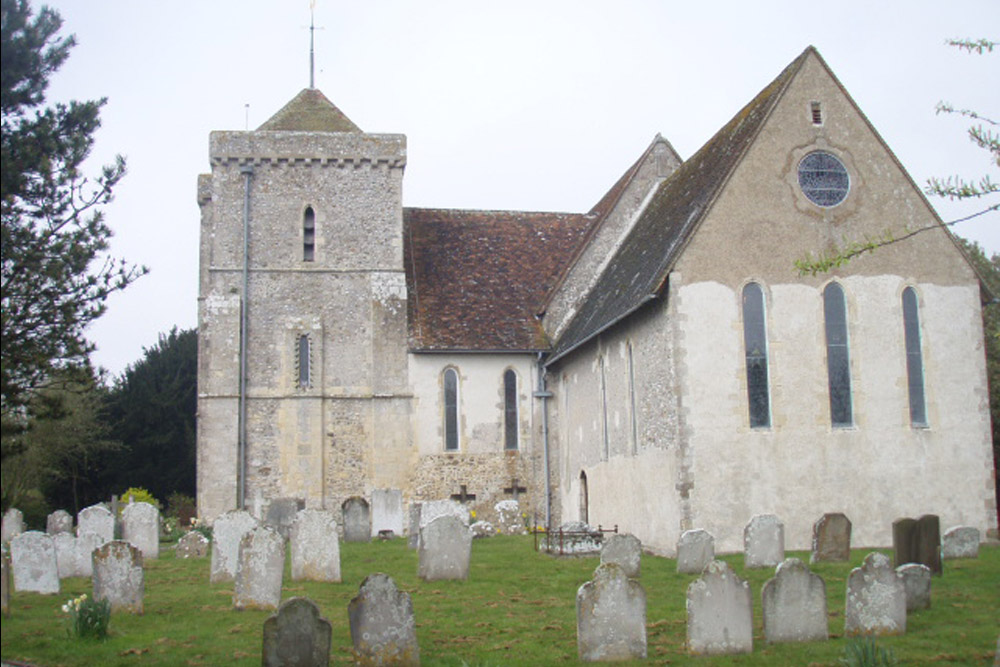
[
  {"x1": 77, "y1": 504, "x2": 114, "y2": 544},
  {"x1": 371, "y1": 489, "x2": 404, "y2": 539},
  {"x1": 676, "y1": 529, "x2": 715, "y2": 574},
  {"x1": 2, "y1": 508, "x2": 24, "y2": 543},
  {"x1": 892, "y1": 514, "x2": 942, "y2": 575},
  {"x1": 210, "y1": 509, "x2": 259, "y2": 583},
  {"x1": 75, "y1": 532, "x2": 104, "y2": 577},
  {"x1": 46, "y1": 509, "x2": 74, "y2": 535},
  {"x1": 10, "y1": 531, "x2": 59, "y2": 594},
  {"x1": 845, "y1": 552, "x2": 906, "y2": 636},
  {"x1": 576, "y1": 562, "x2": 647, "y2": 661},
  {"x1": 686, "y1": 560, "x2": 753, "y2": 655},
  {"x1": 419, "y1": 499, "x2": 471, "y2": 528},
  {"x1": 600, "y1": 533, "x2": 641, "y2": 578},
  {"x1": 1, "y1": 551, "x2": 9, "y2": 617},
  {"x1": 348, "y1": 573, "x2": 419, "y2": 666},
  {"x1": 122, "y1": 501, "x2": 160, "y2": 559},
  {"x1": 495, "y1": 499, "x2": 525, "y2": 535},
  {"x1": 418, "y1": 515, "x2": 472, "y2": 581},
  {"x1": 234, "y1": 526, "x2": 285, "y2": 611},
  {"x1": 262, "y1": 596, "x2": 332, "y2": 667},
  {"x1": 942, "y1": 525, "x2": 980, "y2": 559},
  {"x1": 896, "y1": 563, "x2": 931, "y2": 611},
  {"x1": 290, "y1": 509, "x2": 341, "y2": 582},
  {"x1": 52, "y1": 532, "x2": 79, "y2": 579},
  {"x1": 811, "y1": 513, "x2": 851, "y2": 563},
  {"x1": 744, "y1": 514, "x2": 784, "y2": 569},
  {"x1": 342, "y1": 497, "x2": 370, "y2": 543},
  {"x1": 265, "y1": 497, "x2": 303, "y2": 540},
  {"x1": 407, "y1": 502, "x2": 422, "y2": 549},
  {"x1": 175, "y1": 531, "x2": 209, "y2": 559},
  {"x1": 92, "y1": 540, "x2": 144, "y2": 614},
  {"x1": 762, "y1": 558, "x2": 828, "y2": 643}
]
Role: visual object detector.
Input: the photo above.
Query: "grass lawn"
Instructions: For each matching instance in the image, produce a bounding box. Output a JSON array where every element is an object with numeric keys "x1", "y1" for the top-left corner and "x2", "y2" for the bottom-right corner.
[{"x1": 1, "y1": 536, "x2": 998, "y2": 665}]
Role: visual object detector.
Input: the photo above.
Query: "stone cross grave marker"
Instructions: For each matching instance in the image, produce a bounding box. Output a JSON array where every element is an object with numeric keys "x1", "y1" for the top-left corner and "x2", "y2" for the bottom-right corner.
[
  {"x1": 762, "y1": 558, "x2": 828, "y2": 643},
  {"x1": 810, "y1": 512, "x2": 851, "y2": 563},
  {"x1": 175, "y1": 531, "x2": 209, "y2": 559},
  {"x1": 449, "y1": 484, "x2": 477, "y2": 504},
  {"x1": 11, "y1": 531, "x2": 59, "y2": 594},
  {"x1": 75, "y1": 532, "x2": 104, "y2": 577},
  {"x1": 122, "y1": 501, "x2": 160, "y2": 559},
  {"x1": 371, "y1": 489, "x2": 404, "y2": 539},
  {"x1": 2, "y1": 507, "x2": 24, "y2": 544},
  {"x1": 942, "y1": 525, "x2": 980, "y2": 559},
  {"x1": 744, "y1": 514, "x2": 784, "y2": 569},
  {"x1": 93, "y1": 540, "x2": 144, "y2": 614},
  {"x1": 341, "y1": 497, "x2": 370, "y2": 543},
  {"x1": 210, "y1": 509, "x2": 258, "y2": 583},
  {"x1": 845, "y1": 552, "x2": 906, "y2": 636},
  {"x1": 234, "y1": 526, "x2": 285, "y2": 611},
  {"x1": 892, "y1": 514, "x2": 942, "y2": 575},
  {"x1": 896, "y1": 562, "x2": 931, "y2": 611},
  {"x1": 46, "y1": 509, "x2": 73, "y2": 535},
  {"x1": 348, "y1": 573, "x2": 419, "y2": 666},
  {"x1": 503, "y1": 478, "x2": 527, "y2": 500},
  {"x1": 686, "y1": 560, "x2": 753, "y2": 655},
  {"x1": 290, "y1": 508, "x2": 341, "y2": 582},
  {"x1": 262, "y1": 596, "x2": 332, "y2": 667},
  {"x1": 676, "y1": 529, "x2": 715, "y2": 574},
  {"x1": 576, "y1": 562, "x2": 647, "y2": 662},
  {"x1": 265, "y1": 497, "x2": 303, "y2": 540},
  {"x1": 418, "y1": 515, "x2": 472, "y2": 581},
  {"x1": 77, "y1": 504, "x2": 114, "y2": 543},
  {"x1": 600, "y1": 533, "x2": 641, "y2": 578}
]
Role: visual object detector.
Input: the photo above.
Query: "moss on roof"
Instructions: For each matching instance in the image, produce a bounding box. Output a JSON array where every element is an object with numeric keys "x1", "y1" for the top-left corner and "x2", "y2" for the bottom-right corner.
[{"x1": 257, "y1": 88, "x2": 361, "y2": 132}]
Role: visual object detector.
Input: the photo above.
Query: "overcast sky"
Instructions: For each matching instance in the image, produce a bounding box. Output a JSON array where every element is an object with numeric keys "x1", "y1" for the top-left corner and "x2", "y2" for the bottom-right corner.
[{"x1": 37, "y1": 0, "x2": 999, "y2": 377}]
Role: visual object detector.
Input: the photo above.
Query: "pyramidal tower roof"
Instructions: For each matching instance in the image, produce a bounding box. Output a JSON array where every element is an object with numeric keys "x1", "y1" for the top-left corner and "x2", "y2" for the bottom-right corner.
[{"x1": 257, "y1": 88, "x2": 362, "y2": 132}]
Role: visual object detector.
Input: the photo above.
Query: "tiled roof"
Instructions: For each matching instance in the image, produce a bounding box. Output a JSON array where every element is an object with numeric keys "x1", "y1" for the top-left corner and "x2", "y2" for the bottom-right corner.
[
  {"x1": 548, "y1": 47, "x2": 813, "y2": 363},
  {"x1": 257, "y1": 88, "x2": 361, "y2": 132},
  {"x1": 405, "y1": 208, "x2": 594, "y2": 351}
]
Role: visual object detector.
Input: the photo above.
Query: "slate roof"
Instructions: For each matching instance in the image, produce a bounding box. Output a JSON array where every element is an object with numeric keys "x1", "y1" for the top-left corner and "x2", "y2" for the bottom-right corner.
[
  {"x1": 257, "y1": 88, "x2": 361, "y2": 132},
  {"x1": 405, "y1": 208, "x2": 594, "y2": 351}
]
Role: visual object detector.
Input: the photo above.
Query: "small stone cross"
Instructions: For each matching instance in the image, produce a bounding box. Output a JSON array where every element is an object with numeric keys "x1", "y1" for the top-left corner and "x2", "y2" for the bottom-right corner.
[
  {"x1": 503, "y1": 478, "x2": 527, "y2": 500},
  {"x1": 449, "y1": 485, "x2": 477, "y2": 504}
]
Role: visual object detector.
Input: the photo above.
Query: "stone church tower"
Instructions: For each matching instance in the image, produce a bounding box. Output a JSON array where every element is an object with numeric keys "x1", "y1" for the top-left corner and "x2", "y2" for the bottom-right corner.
[{"x1": 197, "y1": 89, "x2": 411, "y2": 521}]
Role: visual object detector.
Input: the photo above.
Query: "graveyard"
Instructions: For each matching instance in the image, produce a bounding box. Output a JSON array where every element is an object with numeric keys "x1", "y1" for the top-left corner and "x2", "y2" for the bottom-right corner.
[{"x1": 2, "y1": 530, "x2": 997, "y2": 665}]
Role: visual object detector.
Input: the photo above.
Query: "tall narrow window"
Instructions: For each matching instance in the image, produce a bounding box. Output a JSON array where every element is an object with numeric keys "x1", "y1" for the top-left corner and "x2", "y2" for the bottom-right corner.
[
  {"x1": 579, "y1": 471, "x2": 589, "y2": 524},
  {"x1": 303, "y1": 206, "x2": 315, "y2": 262},
  {"x1": 297, "y1": 334, "x2": 310, "y2": 388},
  {"x1": 503, "y1": 369, "x2": 518, "y2": 450},
  {"x1": 742, "y1": 283, "x2": 770, "y2": 428},
  {"x1": 902, "y1": 287, "x2": 927, "y2": 426},
  {"x1": 444, "y1": 368, "x2": 459, "y2": 451},
  {"x1": 824, "y1": 283, "x2": 853, "y2": 427}
]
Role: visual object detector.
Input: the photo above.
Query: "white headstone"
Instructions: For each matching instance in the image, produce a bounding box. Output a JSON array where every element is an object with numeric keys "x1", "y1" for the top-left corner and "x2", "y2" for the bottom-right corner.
[
  {"x1": 10, "y1": 531, "x2": 59, "y2": 594},
  {"x1": 418, "y1": 515, "x2": 472, "y2": 581},
  {"x1": 761, "y1": 558, "x2": 828, "y2": 643},
  {"x1": 845, "y1": 552, "x2": 906, "y2": 636},
  {"x1": 92, "y1": 540, "x2": 144, "y2": 613},
  {"x1": 75, "y1": 532, "x2": 105, "y2": 577},
  {"x1": 290, "y1": 509, "x2": 341, "y2": 582},
  {"x1": 896, "y1": 562, "x2": 932, "y2": 611},
  {"x1": 210, "y1": 509, "x2": 259, "y2": 583},
  {"x1": 942, "y1": 526, "x2": 980, "y2": 559},
  {"x1": 677, "y1": 529, "x2": 715, "y2": 574},
  {"x1": 52, "y1": 532, "x2": 79, "y2": 579},
  {"x1": 744, "y1": 514, "x2": 784, "y2": 569},
  {"x1": 77, "y1": 504, "x2": 114, "y2": 543},
  {"x1": 371, "y1": 489, "x2": 404, "y2": 538},
  {"x1": 2, "y1": 508, "x2": 24, "y2": 543},
  {"x1": 122, "y1": 501, "x2": 160, "y2": 559},
  {"x1": 46, "y1": 509, "x2": 74, "y2": 535},
  {"x1": 494, "y1": 499, "x2": 525, "y2": 535},
  {"x1": 686, "y1": 560, "x2": 753, "y2": 655},
  {"x1": 576, "y1": 563, "x2": 647, "y2": 661},
  {"x1": 348, "y1": 573, "x2": 419, "y2": 666},
  {"x1": 600, "y1": 533, "x2": 642, "y2": 578},
  {"x1": 233, "y1": 526, "x2": 285, "y2": 610}
]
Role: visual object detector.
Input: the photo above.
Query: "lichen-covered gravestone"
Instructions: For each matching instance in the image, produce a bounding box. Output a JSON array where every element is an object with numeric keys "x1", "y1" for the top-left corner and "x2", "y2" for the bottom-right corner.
[
  {"x1": 2, "y1": 507, "x2": 24, "y2": 544},
  {"x1": 210, "y1": 509, "x2": 259, "y2": 583},
  {"x1": 290, "y1": 509, "x2": 341, "y2": 582},
  {"x1": 892, "y1": 514, "x2": 942, "y2": 575},
  {"x1": 844, "y1": 552, "x2": 906, "y2": 636},
  {"x1": 10, "y1": 531, "x2": 59, "y2": 594},
  {"x1": 942, "y1": 526, "x2": 980, "y2": 559},
  {"x1": 686, "y1": 561, "x2": 752, "y2": 655},
  {"x1": 77, "y1": 504, "x2": 114, "y2": 544},
  {"x1": 348, "y1": 573, "x2": 419, "y2": 666},
  {"x1": 233, "y1": 526, "x2": 285, "y2": 610},
  {"x1": 122, "y1": 501, "x2": 160, "y2": 559},
  {"x1": 810, "y1": 513, "x2": 851, "y2": 563},
  {"x1": 418, "y1": 515, "x2": 472, "y2": 581},
  {"x1": 93, "y1": 540, "x2": 144, "y2": 614},
  {"x1": 744, "y1": 514, "x2": 784, "y2": 569},
  {"x1": 262, "y1": 597, "x2": 332, "y2": 667},
  {"x1": 265, "y1": 497, "x2": 303, "y2": 540},
  {"x1": 676, "y1": 529, "x2": 715, "y2": 574},
  {"x1": 53, "y1": 532, "x2": 80, "y2": 579},
  {"x1": 495, "y1": 499, "x2": 525, "y2": 535},
  {"x1": 896, "y1": 563, "x2": 931, "y2": 611},
  {"x1": 342, "y1": 497, "x2": 370, "y2": 543},
  {"x1": 75, "y1": 532, "x2": 104, "y2": 577},
  {"x1": 175, "y1": 531, "x2": 209, "y2": 559},
  {"x1": 46, "y1": 509, "x2": 74, "y2": 535},
  {"x1": 762, "y1": 558, "x2": 828, "y2": 643},
  {"x1": 576, "y1": 562, "x2": 647, "y2": 661},
  {"x1": 600, "y1": 533, "x2": 641, "y2": 578},
  {"x1": 371, "y1": 489, "x2": 404, "y2": 538}
]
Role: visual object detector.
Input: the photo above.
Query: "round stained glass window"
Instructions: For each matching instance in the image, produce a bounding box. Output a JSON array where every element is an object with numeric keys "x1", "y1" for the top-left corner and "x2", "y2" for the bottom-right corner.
[{"x1": 798, "y1": 151, "x2": 850, "y2": 207}]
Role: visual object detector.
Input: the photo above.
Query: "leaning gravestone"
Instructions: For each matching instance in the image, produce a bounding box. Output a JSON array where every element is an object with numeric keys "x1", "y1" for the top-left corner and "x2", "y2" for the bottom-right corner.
[
  {"x1": 265, "y1": 497, "x2": 303, "y2": 540},
  {"x1": 762, "y1": 558, "x2": 828, "y2": 643},
  {"x1": 122, "y1": 501, "x2": 160, "y2": 559},
  {"x1": 75, "y1": 532, "x2": 104, "y2": 577},
  {"x1": 371, "y1": 489, "x2": 404, "y2": 539},
  {"x1": 744, "y1": 514, "x2": 784, "y2": 569},
  {"x1": 2, "y1": 508, "x2": 24, "y2": 544},
  {"x1": 10, "y1": 531, "x2": 59, "y2": 594},
  {"x1": 576, "y1": 562, "x2": 647, "y2": 661},
  {"x1": 77, "y1": 504, "x2": 114, "y2": 544},
  {"x1": 348, "y1": 573, "x2": 419, "y2": 666},
  {"x1": 896, "y1": 563, "x2": 931, "y2": 611},
  {"x1": 418, "y1": 515, "x2": 472, "y2": 581},
  {"x1": 407, "y1": 502, "x2": 422, "y2": 549},
  {"x1": 175, "y1": 531, "x2": 209, "y2": 559},
  {"x1": 46, "y1": 509, "x2": 74, "y2": 535},
  {"x1": 686, "y1": 560, "x2": 753, "y2": 655},
  {"x1": 600, "y1": 533, "x2": 641, "y2": 578},
  {"x1": 262, "y1": 596, "x2": 332, "y2": 667},
  {"x1": 233, "y1": 526, "x2": 285, "y2": 611},
  {"x1": 676, "y1": 529, "x2": 715, "y2": 574},
  {"x1": 290, "y1": 509, "x2": 341, "y2": 582},
  {"x1": 342, "y1": 497, "x2": 371, "y2": 543},
  {"x1": 811, "y1": 513, "x2": 851, "y2": 563},
  {"x1": 495, "y1": 499, "x2": 525, "y2": 535},
  {"x1": 942, "y1": 526, "x2": 980, "y2": 559},
  {"x1": 893, "y1": 514, "x2": 942, "y2": 575},
  {"x1": 845, "y1": 552, "x2": 906, "y2": 636},
  {"x1": 93, "y1": 540, "x2": 144, "y2": 614},
  {"x1": 52, "y1": 532, "x2": 79, "y2": 579},
  {"x1": 210, "y1": 509, "x2": 258, "y2": 583}
]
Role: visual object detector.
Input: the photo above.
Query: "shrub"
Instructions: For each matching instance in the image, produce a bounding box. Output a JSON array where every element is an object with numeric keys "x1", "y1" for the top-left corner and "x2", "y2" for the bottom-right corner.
[
  {"x1": 117, "y1": 487, "x2": 159, "y2": 515},
  {"x1": 166, "y1": 491, "x2": 196, "y2": 526}
]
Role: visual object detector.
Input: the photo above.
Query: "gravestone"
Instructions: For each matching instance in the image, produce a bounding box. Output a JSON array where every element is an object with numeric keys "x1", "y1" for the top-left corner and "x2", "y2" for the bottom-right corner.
[
  {"x1": 77, "y1": 504, "x2": 114, "y2": 543},
  {"x1": 371, "y1": 489, "x2": 404, "y2": 539},
  {"x1": 844, "y1": 552, "x2": 906, "y2": 636},
  {"x1": 342, "y1": 497, "x2": 370, "y2": 543},
  {"x1": 290, "y1": 509, "x2": 341, "y2": 582},
  {"x1": 676, "y1": 529, "x2": 715, "y2": 574},
  {"x1": 10, "y1": 531, "x2": 59, "y2": 594},
  {"x1": 744, "y1": 514, "x2": 784, "y2": 569},
  {"x1": 92, "y1": 540, "x2": 144, "y2": 614},
  {"x1": 46, "y1": 509, "x2": 74, "y2": 535},
  {"x1": 348, "y1": 573, "x2": 419, "y2": 666},
  {"x1": 811, "y1": 513, "x2": 851, "y2": 563},
  {"x1": 75, "y1": 532, "x2": 104, "y2": 577},
  {"x1": 942, "y1": 526, "x2": 980, "y2": 559},
  {"x1": 686, "y1": 560, "x2": 753, "y2": 655},
  {"x1": 761, "y1": 558, "x2": 828, "y2": 643},
  {"x1": 600, "y1": 533, "x2": 641, "y2": 578},
  {"x1": 262, "y1": 596, "x2": 332, "y2": 667},
  {"x1": 2, "y1": 507, "x2": 24, "y2": 543},
  {"x1": 175, "y1": 531, "x2": 209, "y2": 559},
  {"x1": 265, "y1": 497, "x2": 303, "y2": 540},
  {"x1": 210, "y1": 509, "x2": 259, "y2": 583},
  {"x1": 122, "y1": 501, "x2": 160, "y2": 559},
  {"x1": 407, "y1": 502, "x2": 422, "y2": 549},
  {"x1": 419, "y1": 499, "x2": 471, "y2": 528},
  {"x1": 495, "y1": 499, "x2": 525, "y2": 535},
  {"x1": 52, "y1": 532, "x2": 79, "y2": 579},
  {"x1": 896, "y1": 563, "x2": 931, "y2": 611},
  {"x1": 892, "y1": 514, "x2": 941, "y2": 575},
  {"x1": 418, "y1": 515, "x2": 472, "y2": 581},
  {"x1": 234, "y1": 526, "x2": 285, "y2": 610},
  {"x1": 1, "y1": 552, "x2": 9, "y2": 617},
  {"x1": 576, "y1": 562, "x2": 647, "y2": 661}
]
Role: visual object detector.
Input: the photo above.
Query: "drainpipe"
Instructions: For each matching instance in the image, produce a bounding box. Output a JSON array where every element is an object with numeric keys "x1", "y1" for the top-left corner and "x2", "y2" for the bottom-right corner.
[
  {"x1": 534, "y1": 353, "x2": 553, "y2": 529},
  {"x1": 237, "y1": 164, "x2": 254, "y2": 510}
]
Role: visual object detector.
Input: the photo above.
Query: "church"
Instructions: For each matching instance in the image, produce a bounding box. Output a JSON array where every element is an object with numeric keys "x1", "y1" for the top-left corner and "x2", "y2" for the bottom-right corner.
[{"x1": 196, "y1": 46, "x2": 996, "y2": 555}]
